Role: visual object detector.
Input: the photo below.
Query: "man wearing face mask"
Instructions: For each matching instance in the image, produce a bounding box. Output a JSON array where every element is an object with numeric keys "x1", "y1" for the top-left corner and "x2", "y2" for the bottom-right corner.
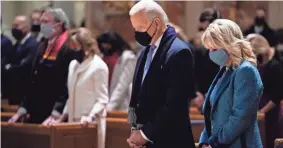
[
  {"x1": 244, "y1": 7, "x2": 277, "y2": 47},
  {"x1": 127, "y1": 1, "x2": 195, "y2": 148},
  {"x1": 3, "y1": 15, "x2": 39, "y2": 105},
  {"x1": 30, "y1": 9, "x2": 44, "y2": 42},
  {"x1": 1, "y1": 18, "x2": 14, "y2": 99},
  {"x1": 9, "y1": 8, "x2": 75, "y2": 124}
]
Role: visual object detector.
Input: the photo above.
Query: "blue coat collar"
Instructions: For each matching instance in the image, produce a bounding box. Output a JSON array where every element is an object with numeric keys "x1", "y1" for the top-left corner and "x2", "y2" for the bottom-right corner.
[{"x1": 202, "y1": 66, "x2": 234, "y2": 116}]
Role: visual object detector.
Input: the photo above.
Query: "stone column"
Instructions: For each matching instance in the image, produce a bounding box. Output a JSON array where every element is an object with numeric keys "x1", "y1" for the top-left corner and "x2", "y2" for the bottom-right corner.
[
  {"x1": 184, "y1": 1, "x2": 204, "y2": 40},
  {"x1": 85, "y1": 1, "x2": 105, "y2": 36},
  {"x1": 268, "y1": 1, "x2": 283, "y2": 29}
]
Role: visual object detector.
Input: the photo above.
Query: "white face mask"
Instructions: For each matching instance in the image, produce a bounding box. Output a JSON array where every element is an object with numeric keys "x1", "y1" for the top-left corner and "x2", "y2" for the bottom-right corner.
[{"x1": 41, "y1": 23, "x2": 54, "y2": 38}]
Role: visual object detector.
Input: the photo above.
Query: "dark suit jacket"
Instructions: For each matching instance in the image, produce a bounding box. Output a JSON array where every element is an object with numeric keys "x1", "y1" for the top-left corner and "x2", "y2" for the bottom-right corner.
[
  {"x1": 21, "y1": 38, "x2": 75, "y2": 123},
  {"x1": 1, "y1": 34, "x2": 13, "y2": 61},
  {"x1": 2, "y1": 35, "x2": 39, "y2": 104},
  {"x1": 129, "y1": 26, "x2": 195, "y2": 148},
  {"x1": 1, "y1": 34, "x2": 13, "y2": 98},
  {"x1": 244, "y1": 25, "x2": 277, "y2": 47}
]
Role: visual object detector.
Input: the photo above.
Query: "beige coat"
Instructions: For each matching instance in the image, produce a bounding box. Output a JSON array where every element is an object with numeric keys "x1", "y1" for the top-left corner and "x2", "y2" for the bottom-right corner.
[{"x1": 63, "y1": 55, "x2": 109, "y2": 148}]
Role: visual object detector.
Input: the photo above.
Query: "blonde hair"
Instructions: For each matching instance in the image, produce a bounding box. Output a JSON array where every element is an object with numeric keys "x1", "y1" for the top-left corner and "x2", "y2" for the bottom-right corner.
[
  {"x1": 246, "y1": 34, "x2": 270, "y2": 55},
  {"x1": 201, "y1": 19, "x2": 257, "y2": 68},
  {"x1": 72, "y1": 28, "x2": 100, "y2": 57}
]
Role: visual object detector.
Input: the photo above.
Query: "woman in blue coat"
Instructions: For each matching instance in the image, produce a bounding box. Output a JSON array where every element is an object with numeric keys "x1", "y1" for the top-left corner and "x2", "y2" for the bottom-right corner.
[{"x1": 199, "y1": 19, "x2": 263, "y2": 148}]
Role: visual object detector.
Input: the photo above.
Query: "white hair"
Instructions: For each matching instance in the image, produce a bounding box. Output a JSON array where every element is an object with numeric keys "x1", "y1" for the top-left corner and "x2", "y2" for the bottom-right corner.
[
  {"x1": 129, "y1": 0, "x2": 169, "y2": 23},
  {"x1": 45, "y1": 8, "x2": 69, "y2": 29}
]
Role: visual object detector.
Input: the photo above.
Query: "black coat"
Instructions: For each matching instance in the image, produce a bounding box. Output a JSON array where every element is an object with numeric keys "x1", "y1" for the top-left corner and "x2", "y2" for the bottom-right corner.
[
  {"x1": 21, "y1": 40, "x2": 75, "y2": 123},
  {"x1": 129, "y1": 27, "x2": 195, "y2": 148},
  {"x1": 258, "y1": 57, "x2": 283, "y2": 148},
  {"x1": 1, "y1": 34, "x2": 13, "y2": 98},
  {"x1": 244, "y1": 25, "x2": 277, "y2": 47},
  {"x1": 2, "y1": 35, "x2": 39, "y2": 104}
]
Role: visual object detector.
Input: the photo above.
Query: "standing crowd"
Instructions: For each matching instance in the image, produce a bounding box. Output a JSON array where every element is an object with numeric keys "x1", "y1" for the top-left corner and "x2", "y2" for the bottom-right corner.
[{"x1": 1, "y1": 1, "x2": 283, "y2": 148}]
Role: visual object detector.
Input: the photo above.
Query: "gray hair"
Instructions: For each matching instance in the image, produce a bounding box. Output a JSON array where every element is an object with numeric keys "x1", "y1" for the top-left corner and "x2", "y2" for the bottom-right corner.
[
  {"x1": 45, "y1": 8, "x2": 69, "y2": 29},
  {"x1": 129, "y1": 0, "x2": 169, "y2": 24}
]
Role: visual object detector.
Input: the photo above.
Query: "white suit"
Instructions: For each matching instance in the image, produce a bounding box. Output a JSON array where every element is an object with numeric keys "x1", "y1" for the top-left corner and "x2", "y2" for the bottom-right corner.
[{"x1": 63, "y1": 54, "x2": 109, "y2": 148}]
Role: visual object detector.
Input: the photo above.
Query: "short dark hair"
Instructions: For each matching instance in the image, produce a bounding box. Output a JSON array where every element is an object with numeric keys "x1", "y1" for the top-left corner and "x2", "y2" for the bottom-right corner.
[
  {"x1": 97, "y1": 31, "x2": 131, "y2": 55},
  {"x1": 199, "y1": 8, "x2": 221, "y2": 23}
]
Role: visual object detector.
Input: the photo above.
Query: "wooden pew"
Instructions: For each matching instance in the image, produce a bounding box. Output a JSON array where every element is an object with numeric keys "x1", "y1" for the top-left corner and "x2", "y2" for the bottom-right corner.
[
  {"x1": 105, "y1": 112, "x2": 265, "y2": 147},
  {"x1": 107, "y1": 107, "x2": 200, "y2": 119},
  {"x1": 1, "y1": 112, "x2": 14, "y2": 121},
  {"x1": 106, "y1": 118, "x2": 130, "y2": 148},
  {"x1": 1, "y1": 99, "x2": 9, "y2": 107},
  {"x1": 107, "y1": 111, "x2": 128, "y2": 119},
  {"x1": 106, "y1": 117, "x2": 200, "y2": 148},
  {"x1": 1, "y1": 122, "x2": 97, "y2": 148},
  {"x1": 1, "y1": 104, "x2": 19, "y2": 113}
]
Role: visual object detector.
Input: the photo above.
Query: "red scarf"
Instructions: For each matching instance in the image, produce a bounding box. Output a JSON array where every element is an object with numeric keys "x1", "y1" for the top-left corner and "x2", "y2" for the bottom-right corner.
[{"x1": 43, "y1": 30, "x2": 69, "y2": 60}]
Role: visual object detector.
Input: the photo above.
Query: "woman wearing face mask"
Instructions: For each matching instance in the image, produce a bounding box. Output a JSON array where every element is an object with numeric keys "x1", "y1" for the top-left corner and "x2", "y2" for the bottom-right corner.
[
  {"x1": 52, "y1": 28, "x2": 109, "y2": 148},
  {"x1": 247, "y1": 34, "x2": 283, "y2": 148},
  {"x1": 97, "y1": 31, "x2": 137, "y2": 111},
  {"x1": 198, "y1": 19, "x2": 263, "y2": 148}
]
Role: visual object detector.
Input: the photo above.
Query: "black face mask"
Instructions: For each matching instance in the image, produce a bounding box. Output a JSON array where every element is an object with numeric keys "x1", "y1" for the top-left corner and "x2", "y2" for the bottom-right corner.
[
  {"x1": 31, "y1": 24, "x2": 41, "y2": 32},
  {"x1": 198, "y1": 27, "x2": 205, "y2": 32},
  {"x1": 12, "y1": 28, "x2": 25, "y2": 41},
  {"x1": 73, "y1": 49, "x2": 85, "y2": 63},
  {"x1": 134, "y1": 20, "x2": 157, "y2": 46},
  {"x1": 101, "y1": 47, "x2": 116, "y2": 56},
  {"x1": 255, "y1": 17, "x2": 266, "y2": 26}
]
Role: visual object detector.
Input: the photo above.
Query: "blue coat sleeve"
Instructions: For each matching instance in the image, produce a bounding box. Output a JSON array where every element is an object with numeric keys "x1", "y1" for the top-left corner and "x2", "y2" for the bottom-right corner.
[
  {"x1": 208, "y1": 66, "x2": 263, "y2": 147},
  {"x1": 199, "y1": 127, "x2": 209, "y2": 147}
]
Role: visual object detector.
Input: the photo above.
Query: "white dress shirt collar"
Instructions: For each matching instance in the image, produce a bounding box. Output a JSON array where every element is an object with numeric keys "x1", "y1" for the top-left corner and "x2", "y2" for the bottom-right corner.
[
  {"x1": 20, "y1": 33, "x2": 31, "y2": 44},
  {"x1": 150, "y1": 33, "x2": 164, "y2": 60}
]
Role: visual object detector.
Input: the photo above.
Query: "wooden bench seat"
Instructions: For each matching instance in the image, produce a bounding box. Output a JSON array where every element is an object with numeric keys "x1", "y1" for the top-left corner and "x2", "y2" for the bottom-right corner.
[
  {"x1": 1, "y1": 104, "x2": 19, "y2": 113},
  {"x1": 1, "y1": 112, "x2": 14, "y2": 121},
  {"x1": 1, "y1": 122, "x2": 97, "y2": 148}
]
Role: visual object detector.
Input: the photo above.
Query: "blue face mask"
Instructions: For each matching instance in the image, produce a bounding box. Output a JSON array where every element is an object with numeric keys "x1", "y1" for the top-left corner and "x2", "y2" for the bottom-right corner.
[{"x1": 209, "y1": 49, "x2": 229, "y2": 66}]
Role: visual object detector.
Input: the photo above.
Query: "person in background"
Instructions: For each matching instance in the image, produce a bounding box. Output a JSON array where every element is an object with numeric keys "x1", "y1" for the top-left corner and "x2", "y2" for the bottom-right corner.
[
  {"x1": 51, "y1": 28, "x2": 109, "y2": 148},
  {"x1": 80, "y1": 17, "x2": 86, "y2": 27},
  {"x1": 199, "y1": 19, "x2": 263, "y2": 148},
  {"x1": 3, "y1": 15, "x2": 39, "y2": 105},
  {"x1": 97, "y1": 31, "x2": 137, "y2": 111},
  {"x1": 30, "y1": 9, "x2": 44, "y2": 42},
  {"x1": 8, "y1": 8, "x2": 74, "y2": 124},
  {"x1": 192, "y1": 8, "x2": 221, "y2": 110},
  {"x1": 247, "y1": 34, "x2": 283, "y2": 148},
  {"x1": 275, "y1": 28, "x2": 283, "y2": 62},
  {"x1": 244, "y1": 7, "x2": 277, "y2": 47},
  {"x1": 198, "y1": 8, "x2": 221, "y2": 32},
  {"x1": 127, "y1": 0, "x2": 195, "y2": 147},
  {"x1": 1, "y1": 30, "x2": 13, "y2": 99}
]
